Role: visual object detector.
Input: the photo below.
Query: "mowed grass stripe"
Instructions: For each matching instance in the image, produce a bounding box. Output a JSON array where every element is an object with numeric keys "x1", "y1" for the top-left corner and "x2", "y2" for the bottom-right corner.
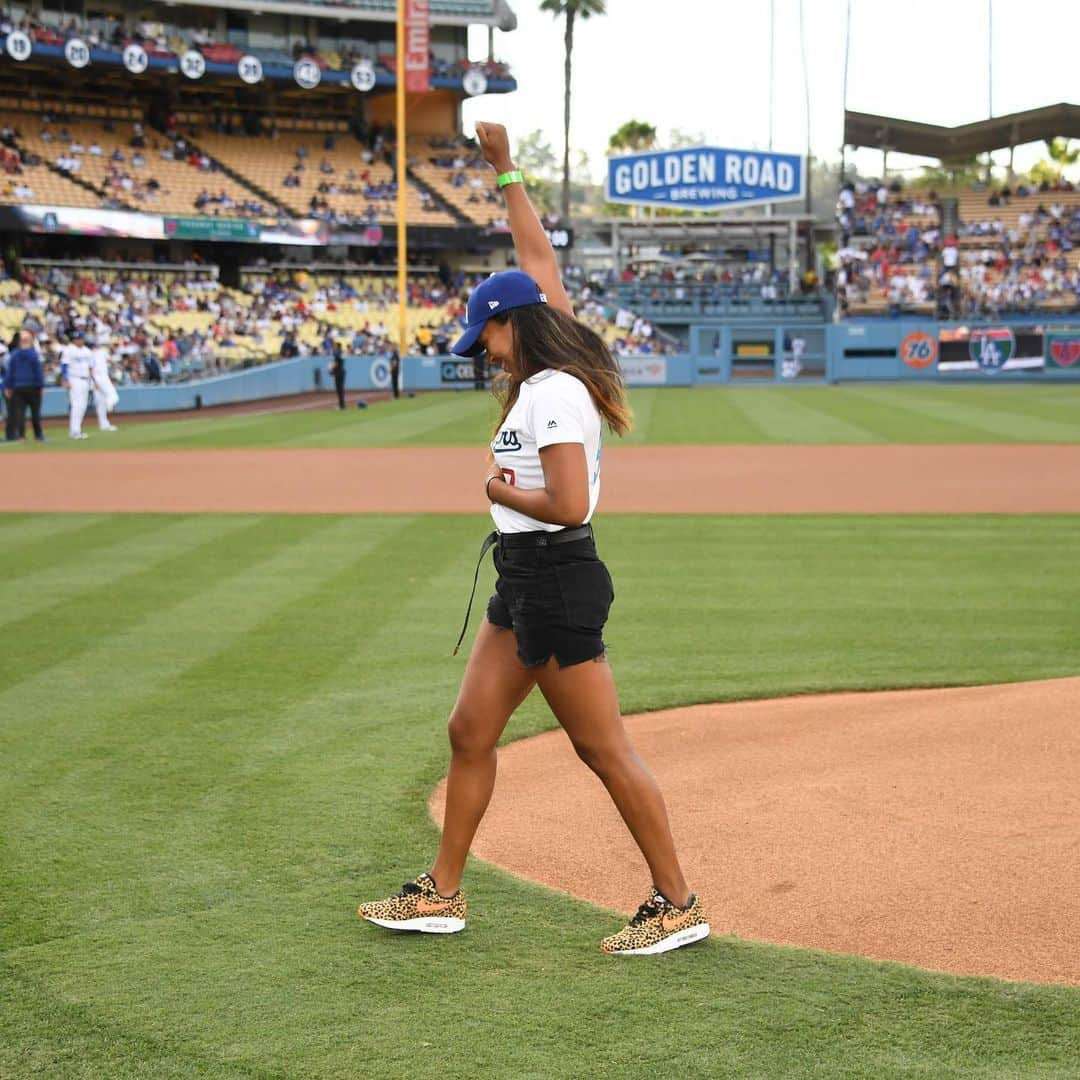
[
  {"x1": 723, "y1": 386, "x2": 883, "y2": 443},
  {"x1": 0, "y1": 514, "x2": 175, "y2": 591},
  {"x1": 902, "y1": 386, "x2": 1080, "y2": 432},
  {"x1": 0, "y1": 515, "x2": 400, "y2": 787},
  {"x1": 844, "y1": 385, "x2": 1080, "y2": 442},
  {"x1": 636, "y1": 387, "x2": 770, "y2": 444},
  {"x1": 910, "y1": 383, "x2": 1080, "y2": 425},
  {"x1": 758, "y1": 387, "x2": 889, "y2": 443},
  {"x1": 0, "y1": 516, "x2": 413, "y2": 951},
  {"x1": 0, "y1": 516, "x2": 226, "y2": 631},
  {"x1": 779, "y1": 386, "x2": 998, "y2": 442},
  {"x1": 0, "y1": 516, "x2": 275, "y2": 696},
  {"x1": 0, "y1": 513, "x2": 109, "y2": 551},
  {"x1": 0, "y1": 958, "x2": 289, "y2": 1080},
  {"x1": 283, "y1": 390, "x2": 494, "y2": 448}
]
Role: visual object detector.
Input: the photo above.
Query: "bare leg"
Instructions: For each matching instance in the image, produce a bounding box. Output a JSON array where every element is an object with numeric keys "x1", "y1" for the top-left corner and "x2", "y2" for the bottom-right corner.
[
  {"x1": 535, "y1": 656, "x2": 690, "y2": 907},
  {"x1": 430, "y1": 620, "x2": 536, "y2": 896}
]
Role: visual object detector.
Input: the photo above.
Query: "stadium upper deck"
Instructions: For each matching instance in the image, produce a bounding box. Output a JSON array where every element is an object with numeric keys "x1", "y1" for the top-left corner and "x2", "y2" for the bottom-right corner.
[{"x1": 0, "y1": 0, "x2": 521, "y2": 237}]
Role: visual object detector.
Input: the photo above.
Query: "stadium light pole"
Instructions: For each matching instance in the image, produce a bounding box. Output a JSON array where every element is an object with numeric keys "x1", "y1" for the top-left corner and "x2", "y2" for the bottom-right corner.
[
  {"x1": 798, "y1": 0, "x2": 812, "y2": 273},
  {"x1": 396, "y1": 0, "x2": 408, "y2": 357},
  {"x1": 986, "y1": 0, "x2": 994, "y2": 183},
  {"x1": 841, "y1": 0, "x2": 851, "y2": 183},
  {"x1": 768, "y1": 0, "x2": 774, "y2": 153}
]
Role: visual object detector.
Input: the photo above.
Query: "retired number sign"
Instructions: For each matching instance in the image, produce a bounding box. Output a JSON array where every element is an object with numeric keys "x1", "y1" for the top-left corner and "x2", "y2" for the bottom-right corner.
[
  {"x1": 5, "y1": 30, "x2": 32, "y2": 61},
  {"x1": 294, "y1": 58, "x2": 321, "y2": 89},
  {"x1": 123, "y1": 43, "x2": 148, "y2": 73},
  {"x1": 180, "y1": 49, "x2": 206, "y2": 80},
  {"x1": 64, "y1": 37, "x2": 91, "y2": 69},
  {"x1": 237, "y1": 55, "x2": 263, "y2": 84},
  {"x1": 351, "y1": 60, "x2": 376, "y2": 92}
]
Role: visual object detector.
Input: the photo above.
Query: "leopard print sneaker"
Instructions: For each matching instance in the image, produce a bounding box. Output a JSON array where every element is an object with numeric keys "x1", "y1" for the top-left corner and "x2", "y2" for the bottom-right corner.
[
  {"x1": 600, "y1": 888, "x2": 710, "y2": 955},
  {"x1": 357, "y1": 873, "x2": 466, "y2": 934}
]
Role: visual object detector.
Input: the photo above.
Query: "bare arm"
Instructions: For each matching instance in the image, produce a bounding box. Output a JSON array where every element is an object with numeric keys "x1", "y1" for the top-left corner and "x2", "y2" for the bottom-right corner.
[
  {"x1": 485, "y1": 443, "x2": 589, "y2": 527},
  {"x1": 474, "y1": 122, "x2": 573, "y2": 316}
]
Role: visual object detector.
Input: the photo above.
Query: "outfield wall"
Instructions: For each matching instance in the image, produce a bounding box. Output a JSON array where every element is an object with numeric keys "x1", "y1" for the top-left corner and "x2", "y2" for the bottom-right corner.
[
  {"x1": 38, "y1": 354, "x2": 397, "y2": 418},
  {"x1": 33, "y1": 319, "x2": 1080, "y2": 417}
]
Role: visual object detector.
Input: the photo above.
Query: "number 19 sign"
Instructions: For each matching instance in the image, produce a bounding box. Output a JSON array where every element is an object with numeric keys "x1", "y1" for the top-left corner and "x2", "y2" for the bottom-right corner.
[{"x1": 607, "y1": 146, "x2": 804, "y2": 211}]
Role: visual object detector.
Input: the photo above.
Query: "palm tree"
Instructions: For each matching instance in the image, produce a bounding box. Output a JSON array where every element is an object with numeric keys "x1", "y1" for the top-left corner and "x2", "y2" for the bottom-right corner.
[
  {"x1": 540, "y1": 0, "x2": 606, "y2": 224},
  {"x1": 1046, "y1": 138, "x2": 1079, "y2": 178}
]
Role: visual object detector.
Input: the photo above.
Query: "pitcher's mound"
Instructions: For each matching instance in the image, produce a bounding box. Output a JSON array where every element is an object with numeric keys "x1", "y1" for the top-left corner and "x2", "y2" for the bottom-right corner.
[{"x1": 431, "y1": 677, "x2": 1080, "y2": 984}]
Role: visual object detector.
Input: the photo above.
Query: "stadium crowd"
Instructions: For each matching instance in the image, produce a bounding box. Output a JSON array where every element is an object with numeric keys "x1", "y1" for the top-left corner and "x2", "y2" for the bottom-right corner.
[
  {"x1": 0, "y1": 262, "x2": 669, "y2": 389},
  {"x1": 835, "y1": 177, "x2": 1080, "y2": 318}
]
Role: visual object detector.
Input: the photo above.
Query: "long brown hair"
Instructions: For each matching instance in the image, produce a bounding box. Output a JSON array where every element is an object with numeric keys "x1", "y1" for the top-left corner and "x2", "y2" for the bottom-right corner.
[{"x1": 491, "y1": 304, "x2": 632, "y2": 437}]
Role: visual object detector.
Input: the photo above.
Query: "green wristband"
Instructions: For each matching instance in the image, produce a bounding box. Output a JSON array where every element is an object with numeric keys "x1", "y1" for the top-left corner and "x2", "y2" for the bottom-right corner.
[{"x1": 496, "y1": 169, "x2": 524, "y2": 189}]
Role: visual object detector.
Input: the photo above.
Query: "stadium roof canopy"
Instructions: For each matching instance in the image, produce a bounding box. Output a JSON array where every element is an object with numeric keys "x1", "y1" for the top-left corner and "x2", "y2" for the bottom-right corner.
[
  {"x1": 189, "y1": 0, "x2": 517, "y2": 30},
  {"x1": 844, "y1": 103, "x2": 1080, "y2": 160}
]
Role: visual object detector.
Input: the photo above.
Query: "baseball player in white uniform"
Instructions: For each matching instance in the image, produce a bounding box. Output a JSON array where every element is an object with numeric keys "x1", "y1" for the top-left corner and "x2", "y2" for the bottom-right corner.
[
  {"x1": 60, "y1": 330, "x2": 94, "y2": 439},
  {"x1": 88, "y1": 337, "x2": 119, "y2": 431},
  {"x1": 781, "y1": 335, "x2": 805, "y2": 380}
]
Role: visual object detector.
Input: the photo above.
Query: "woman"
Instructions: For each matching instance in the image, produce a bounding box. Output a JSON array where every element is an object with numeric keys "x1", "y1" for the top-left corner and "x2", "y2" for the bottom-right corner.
[{"x1": 358, "y1": 122, "x2": 708, "y2": 956}]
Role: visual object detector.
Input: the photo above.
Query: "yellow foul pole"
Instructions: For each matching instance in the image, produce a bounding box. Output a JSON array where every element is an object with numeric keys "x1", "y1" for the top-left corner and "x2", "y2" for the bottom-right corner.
[{"x1": 396, "y1": 0, "x2": 408, "y2": 356}]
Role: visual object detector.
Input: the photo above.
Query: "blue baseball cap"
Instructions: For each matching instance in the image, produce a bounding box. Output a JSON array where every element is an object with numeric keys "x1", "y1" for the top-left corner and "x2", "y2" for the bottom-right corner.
[{"x1": 451, "y1": 270, "x2": 547, "y2": 357}]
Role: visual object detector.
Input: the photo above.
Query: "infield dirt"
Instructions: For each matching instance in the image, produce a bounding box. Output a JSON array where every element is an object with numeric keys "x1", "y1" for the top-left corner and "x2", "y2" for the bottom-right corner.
[
  {"x1": 2, "y1": 444, "x2": 1080, "y2": 512},
  {"x1": 432, "y1": 677, "x2": 1080, "y2": 985}
]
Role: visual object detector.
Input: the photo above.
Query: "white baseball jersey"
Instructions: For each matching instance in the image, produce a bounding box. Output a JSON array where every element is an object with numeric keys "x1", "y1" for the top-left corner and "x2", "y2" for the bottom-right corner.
[
  {"x1": 490, "y1": 369, "x2": 602, "y2": 534},
  {"x1": 90, "y1": 347, "x2": 111, "y2": 383},
  {"x1": 61, "y1": 344, "x2": 93, "y2": 379}
]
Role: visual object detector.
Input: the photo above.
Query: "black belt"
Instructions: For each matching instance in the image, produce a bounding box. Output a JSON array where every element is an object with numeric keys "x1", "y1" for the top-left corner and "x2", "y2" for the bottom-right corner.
[
  {"x1": 452, "y1": 525, "x2": 593, "y2": 655},
  {"x1": 497, "y1": 524, "x2": 593, "y2": 549}
]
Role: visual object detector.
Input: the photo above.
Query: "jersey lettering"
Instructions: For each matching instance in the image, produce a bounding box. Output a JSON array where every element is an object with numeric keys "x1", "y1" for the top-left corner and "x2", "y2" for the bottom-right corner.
[{"x1": 493, "y1": 429, "x2": 522, "y2": 453}]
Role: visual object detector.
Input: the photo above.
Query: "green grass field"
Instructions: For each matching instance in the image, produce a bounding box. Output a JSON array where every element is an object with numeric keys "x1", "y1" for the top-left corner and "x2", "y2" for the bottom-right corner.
[
  {"x1": 3, "y1": 512, "x2": 1079, "y2": 1078},
  {"x1": 14, "y1": 383, "x2": 1080, "y2": 450}
]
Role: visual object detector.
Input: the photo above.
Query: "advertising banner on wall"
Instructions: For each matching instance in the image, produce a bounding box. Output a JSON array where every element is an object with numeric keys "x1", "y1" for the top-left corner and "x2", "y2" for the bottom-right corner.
[
  {"x1": 403, "y1": 0, "x2": 430, "y2": 93},
  {"x1": 938, "y1": 327, "x2": 1044, "y2": 373},
  {"x1": 607, "y1": 147, "x2": 804, "y2": 211},
  {"x1": 899, "y1": 330, "x2": 938, "y2": 369},
  {"x1": 0, "y1": 204, "x2": 331, "y2": 246},
  {"x1": 1045, "y1": 331, "x2": 1080, "y2": 370},
  {"x1": 618, "y1": 356, "x2": 668, "y2": 385}
]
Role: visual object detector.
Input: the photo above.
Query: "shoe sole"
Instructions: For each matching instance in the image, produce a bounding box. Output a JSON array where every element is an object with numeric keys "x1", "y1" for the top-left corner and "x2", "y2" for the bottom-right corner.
[
  {"x1": 360, "y1": 914, "x2": 465, "y2": 934},
  {"x1": 603, "y1": 922, "x2": 711, "y2": 956}
]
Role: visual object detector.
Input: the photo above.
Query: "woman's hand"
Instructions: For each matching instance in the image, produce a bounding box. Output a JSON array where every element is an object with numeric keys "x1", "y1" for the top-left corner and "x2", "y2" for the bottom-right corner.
[
  {"x1": 474, "y1": 122, "x2": 514, "y2": 174},
  {"x1": 484, "y1": 456, "x2": 504, "y2": 502}
]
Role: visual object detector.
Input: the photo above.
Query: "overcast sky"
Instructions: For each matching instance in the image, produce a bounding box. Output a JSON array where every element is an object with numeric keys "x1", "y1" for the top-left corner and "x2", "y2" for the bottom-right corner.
[{"x1": 464, "y1": 0, "x2": 1080, "y2": 183}]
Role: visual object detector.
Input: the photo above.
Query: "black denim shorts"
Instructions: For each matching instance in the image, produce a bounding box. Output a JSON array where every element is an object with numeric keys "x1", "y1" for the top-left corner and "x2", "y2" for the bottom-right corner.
[{"x1": 486, "y1": 531, "x2": 615, "y2": 668}]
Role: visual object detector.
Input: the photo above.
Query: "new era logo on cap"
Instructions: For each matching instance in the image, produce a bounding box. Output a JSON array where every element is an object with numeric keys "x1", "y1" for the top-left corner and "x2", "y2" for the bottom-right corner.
[
  {"x1": 547, "y1": 419, "x2": 558, "y2": 429},
  {"x1": 488, "y1": 300, "x2": 500, "y2": 310}
]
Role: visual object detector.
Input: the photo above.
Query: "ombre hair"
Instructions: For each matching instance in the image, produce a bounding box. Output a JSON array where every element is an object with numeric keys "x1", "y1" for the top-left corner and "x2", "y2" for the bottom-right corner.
[{"x1": 490, "y1": 304, "x2": 632, "y2": 437}]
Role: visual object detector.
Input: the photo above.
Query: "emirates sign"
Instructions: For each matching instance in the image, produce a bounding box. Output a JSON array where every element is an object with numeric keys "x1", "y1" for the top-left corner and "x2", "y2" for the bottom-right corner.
[{"x1": 403, "y1": 0, "x2": 430, "y2": 93}]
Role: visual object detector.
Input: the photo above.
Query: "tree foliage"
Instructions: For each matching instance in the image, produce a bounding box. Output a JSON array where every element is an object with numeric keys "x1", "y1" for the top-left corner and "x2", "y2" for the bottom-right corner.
[
  {"x1": 608, "y1": 119, "x2": 657, "y2": 154},
  {"x1": 1045, "y1": 138, "x2": 1079, "y2": 172}
]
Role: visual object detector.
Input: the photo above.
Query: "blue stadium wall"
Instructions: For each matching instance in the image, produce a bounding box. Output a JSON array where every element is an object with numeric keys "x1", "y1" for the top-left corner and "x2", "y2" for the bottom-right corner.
[{"x1": 35, "y1": 318, "x2": 1080, "y2": 416}]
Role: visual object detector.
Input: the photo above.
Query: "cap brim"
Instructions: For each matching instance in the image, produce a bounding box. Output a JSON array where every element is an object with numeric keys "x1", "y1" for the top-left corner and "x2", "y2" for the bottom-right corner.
[{"x1": 450, "y1": 321, "x2": 485, "y2": 357}]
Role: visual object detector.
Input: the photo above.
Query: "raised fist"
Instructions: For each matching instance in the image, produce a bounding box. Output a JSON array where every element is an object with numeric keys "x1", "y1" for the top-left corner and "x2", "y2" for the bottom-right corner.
[{"x1": 473, "y1": 122, "x2": 513, "y2": 174}]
